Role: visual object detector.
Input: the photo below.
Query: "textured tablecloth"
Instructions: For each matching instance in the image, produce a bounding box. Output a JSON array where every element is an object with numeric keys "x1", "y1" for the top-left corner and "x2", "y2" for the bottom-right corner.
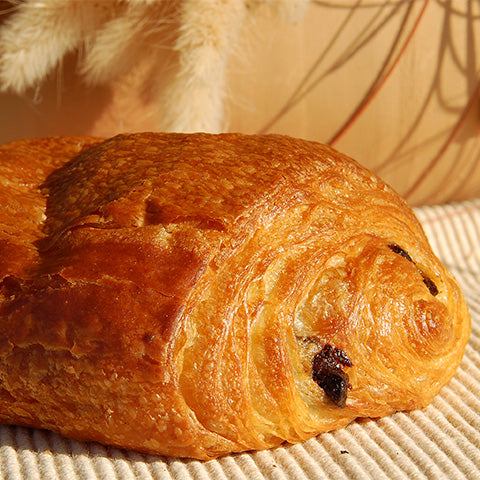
[{"x1": 1, "y1": 200, "x2": 479, "y2": 480}]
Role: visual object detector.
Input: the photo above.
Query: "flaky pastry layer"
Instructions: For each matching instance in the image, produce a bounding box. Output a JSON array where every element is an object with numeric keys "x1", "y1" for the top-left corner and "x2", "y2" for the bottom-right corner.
[{"x1": 0, "y1": 133, "x2": 470, "y2": 459}]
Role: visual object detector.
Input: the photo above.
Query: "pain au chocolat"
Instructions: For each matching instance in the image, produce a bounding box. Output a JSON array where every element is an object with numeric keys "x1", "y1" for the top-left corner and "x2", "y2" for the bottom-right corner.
[{"x1": 0, "y1": 132, "x2": 470, "y2": 459}]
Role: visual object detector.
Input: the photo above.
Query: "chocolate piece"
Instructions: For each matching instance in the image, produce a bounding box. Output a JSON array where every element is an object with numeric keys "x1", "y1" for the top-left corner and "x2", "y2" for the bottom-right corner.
[
  {"x1": 388, "y1": 243, "x2": 414, "y2": 263},
  {"x1": 389, "y1": 243, "x2": 440, "y2": 296},
  {"x1": 312, "y1": 344, "x2": 352, "y2": 408},
  {"x1": 423, "y1": 276, "x2": 439, "y2": 296}
]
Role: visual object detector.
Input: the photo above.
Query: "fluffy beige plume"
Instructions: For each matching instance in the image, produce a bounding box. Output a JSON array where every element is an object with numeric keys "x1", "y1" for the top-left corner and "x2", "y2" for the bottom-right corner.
[
  {"x1": 162, "y1": 0, "x2": 247, "y2": 133},
  {"x1": 79, "y1": 2, "x2": 175, "y2": 86},
  {"x1": 0, "y1": 0, "x2": 309, "y2": 132},
  {"x1": 0, "y1": 1, "x2": 115, "y2": 94}
]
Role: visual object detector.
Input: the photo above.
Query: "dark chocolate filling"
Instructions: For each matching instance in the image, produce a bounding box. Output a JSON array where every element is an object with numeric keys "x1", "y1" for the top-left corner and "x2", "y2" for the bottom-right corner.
[
  {"x1": 422, "y1": 276, "x2": 439, "y2": 296},
  {"x1": 312, "y1": 344, "x2": 352, "y2": 408},
  {"x1": 388, "y1": 243, "x2": 439, "y2": 297},
  {"x1": 388, "y1": 243, "x2": 414, "y2": 263}
]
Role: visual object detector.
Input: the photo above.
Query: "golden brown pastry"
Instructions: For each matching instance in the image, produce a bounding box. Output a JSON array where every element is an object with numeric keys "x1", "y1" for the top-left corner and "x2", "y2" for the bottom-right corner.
[{"x1": 0, "y1": 132, "x2": 470, "y2": 459}]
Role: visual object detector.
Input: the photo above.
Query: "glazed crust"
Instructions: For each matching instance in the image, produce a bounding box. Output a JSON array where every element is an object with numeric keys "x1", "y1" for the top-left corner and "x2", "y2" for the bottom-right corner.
[{"x1": 0, "y1": 132, "x2": 471, "y2": 459}]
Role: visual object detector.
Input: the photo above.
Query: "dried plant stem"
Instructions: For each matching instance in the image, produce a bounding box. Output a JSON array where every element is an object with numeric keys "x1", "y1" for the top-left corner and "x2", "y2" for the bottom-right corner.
[
  {"x1": 329, "y1": 0, "x2": 429, "y2": 146},
  {"x1": 405, "y1": 80, "x2": 480, "y2": 203}
]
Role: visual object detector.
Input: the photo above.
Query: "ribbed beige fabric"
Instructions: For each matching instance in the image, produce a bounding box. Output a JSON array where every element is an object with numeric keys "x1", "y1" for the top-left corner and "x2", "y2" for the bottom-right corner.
[{"x1": 0, "y1": 200, "x2": 479, "y2": 480}]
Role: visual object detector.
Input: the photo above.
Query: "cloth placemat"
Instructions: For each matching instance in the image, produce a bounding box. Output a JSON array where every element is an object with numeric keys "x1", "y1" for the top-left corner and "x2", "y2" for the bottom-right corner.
[{"x1": 1, "y1": 200, "x2": 479, "y2": 480}]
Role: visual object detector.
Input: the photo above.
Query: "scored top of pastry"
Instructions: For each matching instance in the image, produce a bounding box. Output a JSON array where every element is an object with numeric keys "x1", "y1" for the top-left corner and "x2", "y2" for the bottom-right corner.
[{"x1": 0, "y1": 132, "x2": 471, "y2": 459}]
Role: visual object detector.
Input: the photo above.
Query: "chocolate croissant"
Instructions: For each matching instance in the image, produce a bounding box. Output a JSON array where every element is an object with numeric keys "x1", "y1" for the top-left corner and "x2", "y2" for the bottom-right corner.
[{"x1": 0, "y1": 132, "x2": 470, "y2": 459}]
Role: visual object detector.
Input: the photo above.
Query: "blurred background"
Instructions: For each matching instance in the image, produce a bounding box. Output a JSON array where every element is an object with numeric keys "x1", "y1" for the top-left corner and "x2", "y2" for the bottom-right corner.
[{"x1": 0, "y1": 0, "x2": 479, "y2": 206}]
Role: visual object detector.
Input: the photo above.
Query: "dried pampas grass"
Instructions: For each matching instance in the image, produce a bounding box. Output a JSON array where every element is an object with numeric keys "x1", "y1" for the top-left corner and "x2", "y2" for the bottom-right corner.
[{"x1": 0, "y1": 0, "x2": 309, "y2": 133}]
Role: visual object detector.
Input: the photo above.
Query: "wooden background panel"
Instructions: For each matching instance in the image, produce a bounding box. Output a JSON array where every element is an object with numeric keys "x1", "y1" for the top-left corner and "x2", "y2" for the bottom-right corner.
[
  {"x1": 0, "y1": 0, "x2": 478, "y2": 206},
  {"x1": 227, "y1": 0, "x2": 480, "y2": 205}
]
